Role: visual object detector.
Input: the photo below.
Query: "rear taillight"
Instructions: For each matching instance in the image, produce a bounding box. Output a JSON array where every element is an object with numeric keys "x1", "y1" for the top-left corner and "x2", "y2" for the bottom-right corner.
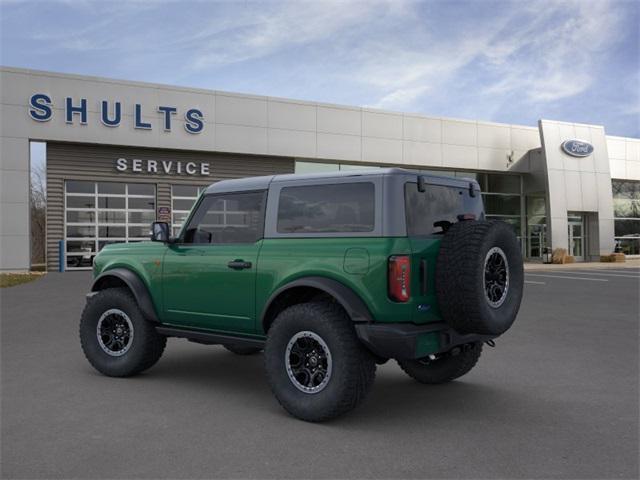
[{"x1": 388, "y1": 255, "x2": 411, "y2": 302}]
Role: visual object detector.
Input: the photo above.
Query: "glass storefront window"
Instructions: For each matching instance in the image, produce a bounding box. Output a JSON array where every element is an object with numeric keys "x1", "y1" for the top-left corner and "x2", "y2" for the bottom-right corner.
[
  {"x1": 614, "y1": 219, "x2": 640, "y2": 237},
  {"x1": 525, "y1": 195, "x2": 547, "y2": 259},
  {"x1": 527, "y1": 196, "x2": 546, "y2": 217},
  {"x1": 339, "y1": 164, "x2": 380, "y2": 171},
  {"x1": 612, "y1": 180, "x2": 640, "y2": 199},
  {"x1": 612, "y1": 179, "x2": 640, "y2": 256},
  {"x1": 296, "y1": 161, "x2": 340, "y2": 174},
  {"x1": 478, "y1": 173, "x2": 521, "y2": 194},
  {"x1": 486, "y1": 216, "x2": 521, "y2": 237},
  {"x1": 482, "y1": 195, "x2": 521, "y2": 216},
  {"x1": 454, "y1": 171, "x2": 478, "y2": 180},
  {"x1": 613, "y1": 199, "x2": 640, "y2": 218},
  {"x1": 615, "y1": 237, "x2": 640, "y2": 255}
]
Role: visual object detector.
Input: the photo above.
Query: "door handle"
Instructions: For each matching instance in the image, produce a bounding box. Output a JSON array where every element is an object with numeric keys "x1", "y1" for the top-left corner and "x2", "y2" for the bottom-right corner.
[{"x1": 227, "y1": 259, "x2": 252, "y2": 270}]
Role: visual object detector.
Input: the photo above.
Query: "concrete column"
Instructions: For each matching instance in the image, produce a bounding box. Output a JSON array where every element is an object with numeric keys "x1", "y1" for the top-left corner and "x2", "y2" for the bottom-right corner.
[{"x1": 0, "y1": 135, "x2": 30, "y2": 271}]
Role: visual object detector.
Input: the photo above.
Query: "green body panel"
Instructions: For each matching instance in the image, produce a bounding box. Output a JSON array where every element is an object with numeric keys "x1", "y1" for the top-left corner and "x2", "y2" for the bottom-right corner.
[
  {"x1": 92, "y1": 241, "x2": 167, "y2": 313},
  {"x1": 406, "y1": 236, "x2": 443, "y2": 322},
  {"x1": 92, "y1": 235, "x2": 445, "y2": 337},
  {"x1": 160, "y1": 241, "x2": 261, "y2": 333},
  {"x1": 255, "y1": 237, "x2": 442, "y2": 333}
]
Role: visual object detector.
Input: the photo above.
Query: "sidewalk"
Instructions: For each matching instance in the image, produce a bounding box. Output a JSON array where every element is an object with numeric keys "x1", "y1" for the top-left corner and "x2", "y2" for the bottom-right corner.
[{"x1": 524, "y1": 258, "x2": 640, "y2": 271}]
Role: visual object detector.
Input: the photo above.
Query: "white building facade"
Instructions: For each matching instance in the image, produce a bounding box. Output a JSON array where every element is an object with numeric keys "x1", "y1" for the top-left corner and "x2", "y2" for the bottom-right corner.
[{"x1": 1, "y1": 67, "x2": 639, "y2": 271}]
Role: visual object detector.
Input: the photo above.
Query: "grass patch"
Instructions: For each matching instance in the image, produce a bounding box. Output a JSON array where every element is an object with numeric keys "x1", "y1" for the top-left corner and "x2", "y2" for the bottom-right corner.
[{"x1": 0, "y1": 273, "x2": 45, "y2": 288}]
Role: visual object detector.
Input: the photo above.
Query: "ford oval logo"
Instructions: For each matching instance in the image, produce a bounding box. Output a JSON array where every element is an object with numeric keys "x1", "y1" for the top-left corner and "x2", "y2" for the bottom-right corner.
[{"x1": 561, "y1": 139, "x2": 594, "y2": 157}]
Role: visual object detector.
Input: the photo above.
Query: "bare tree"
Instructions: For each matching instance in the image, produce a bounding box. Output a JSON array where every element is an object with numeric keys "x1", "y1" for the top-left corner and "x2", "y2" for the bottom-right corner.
[{"x1": 30, "y1": 163, "x2": 46, "y2": 269}]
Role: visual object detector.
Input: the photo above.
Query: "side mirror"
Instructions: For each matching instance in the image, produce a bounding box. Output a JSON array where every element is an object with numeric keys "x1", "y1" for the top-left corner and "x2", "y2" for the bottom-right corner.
[{"x1": 150, "y1": 221, "x2": 170, "y2": 242}]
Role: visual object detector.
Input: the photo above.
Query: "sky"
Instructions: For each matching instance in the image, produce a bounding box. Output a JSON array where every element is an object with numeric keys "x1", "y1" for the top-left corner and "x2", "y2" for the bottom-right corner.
[{"x1": 1, "y1": 0, "x2": 639, "y2": 138}]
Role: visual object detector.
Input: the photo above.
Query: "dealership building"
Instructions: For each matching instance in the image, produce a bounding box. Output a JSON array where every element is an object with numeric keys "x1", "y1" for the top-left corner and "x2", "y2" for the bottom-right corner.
[{"x1": 1, "y1": 66, "x2": 639, "y2": 272}]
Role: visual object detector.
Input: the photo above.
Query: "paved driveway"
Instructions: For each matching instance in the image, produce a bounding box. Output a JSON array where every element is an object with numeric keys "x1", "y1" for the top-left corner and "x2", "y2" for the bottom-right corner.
[{"x1": 1, "y1": 269, "x2": 638, "y2": 479}]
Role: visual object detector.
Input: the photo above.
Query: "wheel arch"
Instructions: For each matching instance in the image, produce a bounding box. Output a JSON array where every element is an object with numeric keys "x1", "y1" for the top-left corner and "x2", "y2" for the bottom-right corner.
[
  {"x1": 91, "y1": 268, "x2": 159, "y2": 323},
  {"x1": 260, "y1": 276, "x2": 373, "y2": 333}
]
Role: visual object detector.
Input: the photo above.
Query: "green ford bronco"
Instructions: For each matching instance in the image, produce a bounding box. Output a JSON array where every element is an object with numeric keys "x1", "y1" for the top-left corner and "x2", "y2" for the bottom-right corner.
[{"x1": 80, "y1": 168, "x2": 523, "y2": 421}]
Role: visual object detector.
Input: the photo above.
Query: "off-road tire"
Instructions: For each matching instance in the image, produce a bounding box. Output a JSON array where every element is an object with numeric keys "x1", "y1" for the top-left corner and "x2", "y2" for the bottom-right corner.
[
  {"x1": 223, "y1": 345, "x2": 263, "y2": 355},
  {"x1": 436, "y1": 220, "x2": 524, "y2": 335},
  {"x1": 80, "y1": 287, "x2": 166, "y2": 377},
  {"x1": 397, "y1": 343, "x2": 483, "y2": 384},
  {"x1": 264, "y1": 301, "x2": 376, "y2": 422}
]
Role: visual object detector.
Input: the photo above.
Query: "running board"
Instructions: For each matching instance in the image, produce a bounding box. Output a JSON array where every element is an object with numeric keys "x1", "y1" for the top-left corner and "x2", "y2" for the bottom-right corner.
[{"x1": 156, "y1": 326, "x2": 266, "y2": 348}]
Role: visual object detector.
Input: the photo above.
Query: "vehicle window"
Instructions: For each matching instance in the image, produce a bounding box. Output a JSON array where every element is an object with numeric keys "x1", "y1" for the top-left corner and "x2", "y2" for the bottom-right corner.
[
  {"x1": 405, "y1": 182, "x2": 481, "y2": 236},
  {"x1": 183, "y1": 191, "x2": 265, "y2": 244},
  {"x1": 277, "y1": 183, "x2": 375, "y2": 234}
]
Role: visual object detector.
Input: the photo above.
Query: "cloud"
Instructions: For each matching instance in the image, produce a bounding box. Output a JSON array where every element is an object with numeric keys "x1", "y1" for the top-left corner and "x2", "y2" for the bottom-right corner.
[
  {"x1": 1, "y1": 0, "x2": 637, "y2": 136},
  {"x1": 188, "y1": 1, "x2": 404, "y2": 70},
  {"x1": 357, "y1": 0, "x2": 625, "y2": 111},
  {"x1": 480, "y1": 0, "x2": 623, "y2": 103}
]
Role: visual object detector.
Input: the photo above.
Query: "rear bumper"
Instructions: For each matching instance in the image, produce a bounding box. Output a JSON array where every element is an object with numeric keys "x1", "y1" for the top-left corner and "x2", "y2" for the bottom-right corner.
[{"x1": 354, "y1": 322, "x2": 495, "y2": 360}]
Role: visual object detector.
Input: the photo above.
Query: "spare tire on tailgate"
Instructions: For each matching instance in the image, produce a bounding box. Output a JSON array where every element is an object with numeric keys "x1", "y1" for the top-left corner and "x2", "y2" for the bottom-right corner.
[{"x1": 435, "y1": 220, "x2": 523, "y2": 336}]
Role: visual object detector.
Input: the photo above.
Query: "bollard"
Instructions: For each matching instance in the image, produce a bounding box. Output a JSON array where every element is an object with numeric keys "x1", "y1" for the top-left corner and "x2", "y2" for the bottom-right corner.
[{"x1": 58, "y1": 239, "x2": 65, "y2": 272}]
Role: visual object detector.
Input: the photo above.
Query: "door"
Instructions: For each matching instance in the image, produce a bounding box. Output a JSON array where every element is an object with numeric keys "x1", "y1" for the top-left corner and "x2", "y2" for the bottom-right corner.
[
  {"x1": 527, "y1": 223, "x2": 546, "y2": 259},
  {"x1": 162, "y1": 190, "x2": 267, "y2": 333},
  {"x1": 567, "y1": 214, "x2": 584, "y2": 261}
]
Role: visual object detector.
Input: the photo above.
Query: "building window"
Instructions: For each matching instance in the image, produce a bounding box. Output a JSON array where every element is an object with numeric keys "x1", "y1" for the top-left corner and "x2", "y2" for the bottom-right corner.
[
  {"x1": 526, "y1": 195, "x2": 547, "y2": 259},
  {"x1": 171, "y1": 185, "x2": 205, "y2": 237},
  {"x1": 612, "y1": 179, "x2": 640, "y2": 255},
  {"x1": 65, "y1": 181, "x2": 156, "y2": 270}
]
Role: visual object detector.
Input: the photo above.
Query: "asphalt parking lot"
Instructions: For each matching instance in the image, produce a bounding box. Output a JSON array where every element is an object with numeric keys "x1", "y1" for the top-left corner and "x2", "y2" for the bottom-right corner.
[{"x1": 1, "y1": 268, "x2": 638, "y2": 479}]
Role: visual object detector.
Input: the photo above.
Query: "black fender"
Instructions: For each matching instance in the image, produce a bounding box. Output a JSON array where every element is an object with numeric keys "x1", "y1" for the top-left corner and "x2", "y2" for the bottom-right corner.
[
  {"x1": 91, "y1": 268, "x2": 159, "y2": 323},
  {"x1": 261, "y1": 276, "x2": 373, "y2": 330}
]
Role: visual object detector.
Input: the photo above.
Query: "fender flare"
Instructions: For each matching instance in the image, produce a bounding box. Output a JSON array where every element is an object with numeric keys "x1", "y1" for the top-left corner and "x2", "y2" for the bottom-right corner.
[
  {"x1": 261, "y1": 276, "x2": 373, "y2": 330},
  {"x1": 91, "y1": 268, "x2": 159, "y2": 323}
]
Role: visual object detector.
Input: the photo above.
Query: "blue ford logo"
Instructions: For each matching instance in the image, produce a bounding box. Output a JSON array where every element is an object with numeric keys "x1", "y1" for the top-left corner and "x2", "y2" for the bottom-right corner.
[{"x1": 561, "y1": 139, "x2": 594, "y2": 157}]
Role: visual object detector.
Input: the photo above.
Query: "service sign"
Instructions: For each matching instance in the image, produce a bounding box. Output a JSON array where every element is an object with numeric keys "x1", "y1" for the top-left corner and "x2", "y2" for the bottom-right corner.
[
  {"x1": 561, "y1": 139, "x2": 594, "y2": 157},
  {"x1": 115, "y1": 157, "x2": 210, "y2": 176}
]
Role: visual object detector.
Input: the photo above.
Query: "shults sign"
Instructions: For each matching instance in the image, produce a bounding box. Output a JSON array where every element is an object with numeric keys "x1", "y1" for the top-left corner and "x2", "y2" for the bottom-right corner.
[{"x1": 28, "y1": 94, "x2": 205, "y2": 133}]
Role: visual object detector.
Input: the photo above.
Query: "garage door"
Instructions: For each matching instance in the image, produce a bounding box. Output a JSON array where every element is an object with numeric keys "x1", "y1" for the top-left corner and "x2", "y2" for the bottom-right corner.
[
  {"x1": 64, "y1": 180, "x2": 156, "y2": 270},
  {"x1": 171, "y1": 184, "x2": 205, "y2": 237}
]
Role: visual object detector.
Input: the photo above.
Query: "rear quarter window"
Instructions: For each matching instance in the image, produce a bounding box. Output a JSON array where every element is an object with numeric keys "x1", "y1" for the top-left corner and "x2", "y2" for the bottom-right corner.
[
  {"x1": 277, "y1": 182, "x2": 375, "y2": 234},
  {"x1": 405, "y1": 182, "x2": 483, "y2": 236}
]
